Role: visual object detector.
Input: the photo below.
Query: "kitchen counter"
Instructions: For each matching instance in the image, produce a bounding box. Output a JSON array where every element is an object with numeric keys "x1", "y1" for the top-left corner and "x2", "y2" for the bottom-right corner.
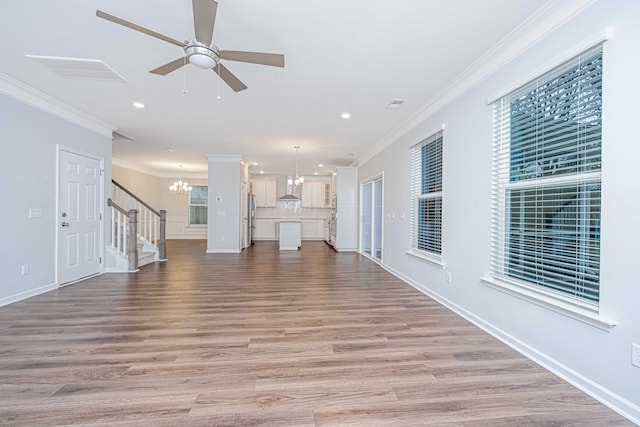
[
  {"x1": 255, "y1": 216, "x2": 329, "y2": 220},
  {"x1": 253, "y1": 218, "x2": 328, "y2": 241}
]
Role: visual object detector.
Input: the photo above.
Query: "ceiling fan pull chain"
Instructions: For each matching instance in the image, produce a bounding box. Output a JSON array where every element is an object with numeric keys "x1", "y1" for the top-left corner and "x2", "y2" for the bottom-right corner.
[
  {"x1": 182, "y1": 57, "x2": 188, "y2": 94},
  {"x1": 217, "y1": 66, "x2": 222, "y2": 100}
]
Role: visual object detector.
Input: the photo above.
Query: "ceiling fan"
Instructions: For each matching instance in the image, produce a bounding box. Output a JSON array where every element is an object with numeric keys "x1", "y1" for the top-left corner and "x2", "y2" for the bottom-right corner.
[{"x1": 96, "y1": 0, "x2": 284, "y2": 92}]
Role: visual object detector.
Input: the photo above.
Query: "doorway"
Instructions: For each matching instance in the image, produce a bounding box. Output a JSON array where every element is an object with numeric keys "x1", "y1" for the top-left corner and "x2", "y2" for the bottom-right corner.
[
  {"x1": 361, "y1": 175, "x2": 383, "y2": 262},
  {"x1": 58, "y1": 148, "x2": 103, "y2": 285}
]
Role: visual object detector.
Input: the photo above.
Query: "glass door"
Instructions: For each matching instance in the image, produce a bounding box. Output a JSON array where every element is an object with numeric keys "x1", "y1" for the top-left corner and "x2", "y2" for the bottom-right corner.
[
  {"x1": 360, "y1": 175, "x2": 383, "y2": 262},
  {"x1": 373, "y1": 178, "x2": 382, "y2": 260},
  {"x1": 362, "y1": 182, "x2": 373, "y2": 256}
]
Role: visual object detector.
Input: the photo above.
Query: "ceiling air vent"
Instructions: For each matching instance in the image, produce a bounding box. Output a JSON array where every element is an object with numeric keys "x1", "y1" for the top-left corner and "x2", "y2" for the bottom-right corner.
[
  {"x1": 112, "y1": 131, "x2": 133, "y2": 142},
  {"x1": 26, "y1": 55, "x2": 126, "y2": 82},
  {"x1": 386, "y1": 99, "x2": 407, "y2": 110}
]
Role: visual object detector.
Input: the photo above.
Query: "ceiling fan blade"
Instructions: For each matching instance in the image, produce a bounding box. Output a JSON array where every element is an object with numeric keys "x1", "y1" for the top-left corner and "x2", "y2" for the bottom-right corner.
[
  {"x1": 219, "y1": 50, "x2": 285, "y2": 67},
  {"x1": 213, "y1": 63, "x2": 247, "y2": 92},
  {"x1": 192, "y1": 0, "x2": 217, "y2": 46},
  {"x1": 150, "y1": 57, "x2": 188, "y2": 75},
  {"x1": 96, "y1": 10, "x2": 184, "y2": 48}
]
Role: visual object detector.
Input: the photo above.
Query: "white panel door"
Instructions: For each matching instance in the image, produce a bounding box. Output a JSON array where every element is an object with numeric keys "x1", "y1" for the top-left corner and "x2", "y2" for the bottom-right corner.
[{"x1": 58, "y1": 149, "x2": 102, "y2": 284}]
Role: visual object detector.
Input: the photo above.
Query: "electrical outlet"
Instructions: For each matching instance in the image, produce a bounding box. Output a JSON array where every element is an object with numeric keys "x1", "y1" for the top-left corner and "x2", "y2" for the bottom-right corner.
[
  {"x1": 632, "y1": 343, "x2": 640, "y2": 368},
  {"x1": 446, "y1": 271, "x2": 452, "y2": 283},
  {"x1": 21, "y1": 264, "x2": 29, "y2": 275}
]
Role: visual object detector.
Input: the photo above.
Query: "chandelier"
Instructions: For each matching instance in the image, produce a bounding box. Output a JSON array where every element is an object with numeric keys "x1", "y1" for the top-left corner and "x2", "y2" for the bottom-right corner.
[
  {"x1": 287, "y1": 146, "x2": 305, "y2": 186},
  {"x1": 169, "y1": 179, "x2": 192, "y2": 194}
]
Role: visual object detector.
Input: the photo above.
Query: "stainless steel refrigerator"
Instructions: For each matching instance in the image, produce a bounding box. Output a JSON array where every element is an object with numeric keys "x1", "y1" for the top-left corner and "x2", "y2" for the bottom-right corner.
[{"x1": 247, "y1": 193, "x2": 256, "y2": 246}]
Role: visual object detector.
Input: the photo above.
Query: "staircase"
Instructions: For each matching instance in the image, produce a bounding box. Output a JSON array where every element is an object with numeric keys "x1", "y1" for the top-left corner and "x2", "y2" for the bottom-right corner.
[{"x1": 105, "y1": 180, "x2": 167, "y2": 272}]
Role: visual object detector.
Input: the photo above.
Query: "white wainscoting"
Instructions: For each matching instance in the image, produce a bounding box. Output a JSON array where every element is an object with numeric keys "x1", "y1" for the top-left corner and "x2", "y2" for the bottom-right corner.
[{"x1": 166, "y1": 215, "x2": 207, "y2": 239}]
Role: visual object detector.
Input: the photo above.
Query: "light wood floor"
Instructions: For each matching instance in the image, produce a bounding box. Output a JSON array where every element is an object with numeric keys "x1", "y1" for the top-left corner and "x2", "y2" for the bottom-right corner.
[{"x1": 0, "y1": 240, "x2": 632, "y2": 426}]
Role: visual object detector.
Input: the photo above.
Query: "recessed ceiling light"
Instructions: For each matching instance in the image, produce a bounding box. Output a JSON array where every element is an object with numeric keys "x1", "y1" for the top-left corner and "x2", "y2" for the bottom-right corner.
[
  {"x1": 318, "y1": 164, "x2": 324, "y2": 168},
  {"x1": 132, "y1": 101, "x2": 145, "y2": 109},
  {"x1": 340, "y1": 112, "x2": 351, "y2": 119},
  {"x1": 252, "y1": 162, "x2": 258, "y2": 166},
  {"x1": 314, "y1": 172, "x2": 318, "y2": 175},
  {"x1": 259, "y1": 170, "x2": 264, "y2": 174}
]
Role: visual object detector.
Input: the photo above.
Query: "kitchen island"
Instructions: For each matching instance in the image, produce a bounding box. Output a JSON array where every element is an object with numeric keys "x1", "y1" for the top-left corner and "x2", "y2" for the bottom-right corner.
[{"x1": 279, "y1": 221, "x2": 301, "y2": 250}]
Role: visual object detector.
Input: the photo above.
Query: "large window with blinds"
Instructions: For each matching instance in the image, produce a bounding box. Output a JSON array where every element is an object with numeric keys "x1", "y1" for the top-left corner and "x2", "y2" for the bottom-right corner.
[
  {"x1": 490, "y1": 44, "x2": 602, "y2": 306},
  {"x1": 410, "y1": 131, "x2": 443, "y2": 257},
  {"x1": 188, "y1": 185, "x2": 208, "y2": 225}
]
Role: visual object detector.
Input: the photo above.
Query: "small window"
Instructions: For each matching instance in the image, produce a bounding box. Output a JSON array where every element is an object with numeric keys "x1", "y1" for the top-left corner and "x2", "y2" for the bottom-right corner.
[
  {"x1": 490, "y1": 44, "x2": 603, "y2": 306},
  {"x1": 410, "y1": 131, "x2": 443, "y2": 257},
  {"x1": 189, "y1": 185, "x2": 208, "y2": 225}
]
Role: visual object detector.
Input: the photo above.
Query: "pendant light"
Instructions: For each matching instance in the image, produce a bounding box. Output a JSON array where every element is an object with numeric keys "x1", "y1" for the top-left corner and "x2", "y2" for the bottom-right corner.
[{"x1": 287, "y1": 146, "x2": 304, "y2": 186}]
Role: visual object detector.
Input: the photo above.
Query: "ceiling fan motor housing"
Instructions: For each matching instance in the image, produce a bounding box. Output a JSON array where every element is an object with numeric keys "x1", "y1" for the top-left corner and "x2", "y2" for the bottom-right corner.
[{"x1": 184, "y1": 39, "x2": 219, "y2": 68}]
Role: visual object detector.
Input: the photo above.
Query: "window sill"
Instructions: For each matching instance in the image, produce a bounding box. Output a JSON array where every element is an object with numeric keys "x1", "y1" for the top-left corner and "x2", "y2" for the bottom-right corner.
[
  {"x1": 481, "y1": 276, "x2": 616, "y2": 331},
  {"x1": 186, "y1": 224, "x2": 207, "y2": 228},
  {"x1": 406, "y1": 250, "x2": 446, "y2": 269}
]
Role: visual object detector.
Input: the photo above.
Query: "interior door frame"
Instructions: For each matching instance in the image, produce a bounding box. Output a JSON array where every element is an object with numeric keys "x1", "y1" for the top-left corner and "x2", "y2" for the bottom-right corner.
[
  {"x1": 359, "y1": 172, "x2": 384, "y2": 264},
  {"x1": 56, "y1": 145, "x2": 105, "y2": 287}
]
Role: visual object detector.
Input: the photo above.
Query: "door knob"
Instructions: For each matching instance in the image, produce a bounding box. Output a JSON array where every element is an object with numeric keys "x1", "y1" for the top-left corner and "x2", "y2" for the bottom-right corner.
[{"x1": 61, "y1": 222, "x2": 70, "y2": 227}]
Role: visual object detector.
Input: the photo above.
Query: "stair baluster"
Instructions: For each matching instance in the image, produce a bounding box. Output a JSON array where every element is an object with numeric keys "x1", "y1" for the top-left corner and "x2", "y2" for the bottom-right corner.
[{"x1": 106, "y1": 180, "x2": 167, "y2": 272}]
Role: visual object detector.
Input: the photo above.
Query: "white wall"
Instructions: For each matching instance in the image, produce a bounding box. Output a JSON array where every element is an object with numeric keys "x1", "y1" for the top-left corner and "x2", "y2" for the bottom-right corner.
[
  {"x1": 161, "y1": 176, "x2": 209, "y2": 239},
  {"x1": 207, "y1": 155, "x2": 242, "y2": 253},
  {"x1": 0, "y1": 89, "x2": 112, "y2": 306},
  {"x1": 358, "y1": 0, "x2": 640, "y2": 421},
  {"x1": 112, "y1": 164, "x2": 162, "y2": 209}
]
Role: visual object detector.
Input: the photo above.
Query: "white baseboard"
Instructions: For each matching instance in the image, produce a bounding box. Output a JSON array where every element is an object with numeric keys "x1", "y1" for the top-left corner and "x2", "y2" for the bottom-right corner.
[
  {"x1": 166, "y1": 234, "x2": 207, "y2": 240},
  {"x1": 206, "y1": 248, "x2": 242, "y2": 254},
  {"x1": 0, "y1": 282, "x2": 58, "y2": 307},
  {"x1": 381, "y1": 263, "x2": 640, "y2": 425}
]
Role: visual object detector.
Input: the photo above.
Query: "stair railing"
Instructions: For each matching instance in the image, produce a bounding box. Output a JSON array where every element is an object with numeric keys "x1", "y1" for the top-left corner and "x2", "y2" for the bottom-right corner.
[
  {"x1": 107, "y1": 198, "x2": 138, "y2": 271},
  {"x1": 110, "y1": 180, "x2": 167, "y2": 261}
]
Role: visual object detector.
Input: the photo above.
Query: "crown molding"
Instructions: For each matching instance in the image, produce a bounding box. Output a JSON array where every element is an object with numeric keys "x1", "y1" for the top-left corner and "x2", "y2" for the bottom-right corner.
[
  {"x1": 112, "y1": 157, "x2": 161, "y2": 177},
  {"x1": 206, "y1": 154, "x2": 243, "y2": 163},
  {"x1": 356, "y1": 0, "x2": 598, "y2": 167},
  {"x1": 0, "y1": 72, "x2": 115, "y2": 138},
  {"x1": 112, "y1": 157, "x2": 207, "y2": 179}
]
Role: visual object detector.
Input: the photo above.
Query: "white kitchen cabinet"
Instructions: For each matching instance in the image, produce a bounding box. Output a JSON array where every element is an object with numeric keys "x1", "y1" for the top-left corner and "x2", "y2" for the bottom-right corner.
[
  {"x1": 301, "y1": 219, "x2": 324, "y2": 240},
  {"x1": 302, "y1": 181, "x2": 331, "y2": 207},
  {"x1": 324, "y1": 220, "x2": 330, "y2": 242},
  {"x1": 253, "y1": 219, "x2": 277, "y2": 240},
  {"x1": 251, "y1": 180, "x2": 277, "y2": 207}
]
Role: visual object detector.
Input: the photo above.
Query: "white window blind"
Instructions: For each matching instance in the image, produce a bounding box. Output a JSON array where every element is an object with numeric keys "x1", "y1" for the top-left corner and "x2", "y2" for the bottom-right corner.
[
  {"x1": 490, "y1": 44, "x2": 602, "y2": 305},
  {"x1": 410, "y1": 131, "x2": 443, "y2": 256},
  {"x1": 189, "y1": 185, "x2": 208, "y2": 225}
]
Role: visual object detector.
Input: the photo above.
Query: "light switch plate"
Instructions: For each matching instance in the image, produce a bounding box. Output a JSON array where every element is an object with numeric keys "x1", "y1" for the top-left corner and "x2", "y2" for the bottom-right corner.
[
  {"x1": 632, "y1": 343, "x2": 640, "y2": 368},
  {"x1": 29, "y1": 208, "x2": 43, "y2": 218}
]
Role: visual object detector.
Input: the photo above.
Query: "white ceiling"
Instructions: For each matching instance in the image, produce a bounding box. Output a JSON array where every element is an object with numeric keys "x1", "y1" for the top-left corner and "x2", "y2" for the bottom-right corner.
[{"x1": 0, "y1": 0, "x2": 552, "y2": 178}]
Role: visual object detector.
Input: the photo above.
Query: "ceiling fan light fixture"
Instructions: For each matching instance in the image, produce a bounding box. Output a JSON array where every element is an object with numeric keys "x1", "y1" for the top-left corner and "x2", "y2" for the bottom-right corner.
[
  {"x1": 189, "y1": 52, "x2": 216, "y2": 69},
  {"x1": 185, "y1": 41, "x2": 218, "y2": 69}
]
